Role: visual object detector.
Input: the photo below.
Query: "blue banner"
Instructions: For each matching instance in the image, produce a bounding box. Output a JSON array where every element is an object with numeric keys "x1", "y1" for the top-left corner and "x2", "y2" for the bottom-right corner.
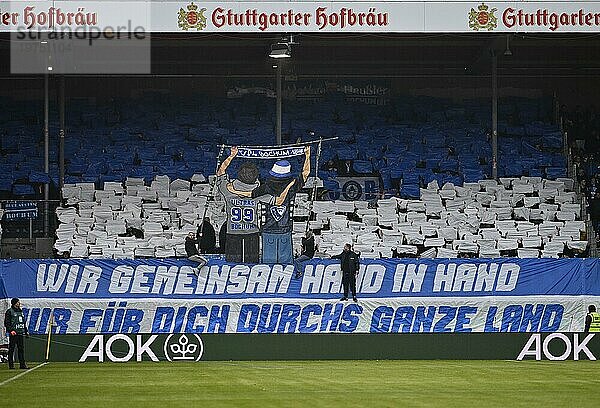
[
  {"x1": 1, "y1": 258, "x2": 598, "y2": 300},
  {"x1": 1, "y1": 259, "x2": 598, "y2": 334}
]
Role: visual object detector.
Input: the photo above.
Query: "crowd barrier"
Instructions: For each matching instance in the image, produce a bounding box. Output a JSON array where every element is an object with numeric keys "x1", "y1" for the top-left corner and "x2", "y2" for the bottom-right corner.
[{"x1": 22, "y1": 332, "x2": 600, "y2": 361}]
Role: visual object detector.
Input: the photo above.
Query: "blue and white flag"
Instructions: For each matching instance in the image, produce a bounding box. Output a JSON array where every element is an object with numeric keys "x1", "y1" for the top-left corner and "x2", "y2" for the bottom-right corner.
[
  {"x1": 3, "y1": 201, "x2": 38, "y2": 220},
  {"x1": 236, "y1": 146, "x2": 306, "y2": 160}
]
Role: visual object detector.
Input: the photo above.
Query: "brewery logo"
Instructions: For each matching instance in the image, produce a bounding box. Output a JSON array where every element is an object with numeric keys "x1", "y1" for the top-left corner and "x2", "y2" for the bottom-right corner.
[
  {"x1": 178, "y1": 2, "x2": 207, "y2": 31},
  {"x1": 468, "y1": 3, "x2": 498, "y2": 31}
]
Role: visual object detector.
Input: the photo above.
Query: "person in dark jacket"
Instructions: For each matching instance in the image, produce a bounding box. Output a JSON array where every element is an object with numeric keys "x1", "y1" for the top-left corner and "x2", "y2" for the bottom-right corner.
[
  {"x1": 185, "y1": 232, "x2": 207, "y2": 274},
  {"x1": 197, "y1": 217, "x2": 216, "y2": 254},
  {"x1": 218, "y1": 222, "x2": 227, "y2": 254},
  {"x1": 4, "y1": 298, "x2": 28, "y2": 369},
  {"x1": 293, "y1": 230, "x2": 316, "y2": 278},
  {"x1": 331, "y1": 243, "x2": 360, "y2": 302},
  {"x1": 336, "y1": 159, "x2": 355, "y2": 175},
  {"x1": 590, "y1": 192, "x2": 600, "y2": 235}
]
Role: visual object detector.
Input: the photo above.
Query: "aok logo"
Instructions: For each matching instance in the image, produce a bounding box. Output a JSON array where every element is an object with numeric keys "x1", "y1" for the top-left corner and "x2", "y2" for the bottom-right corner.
[
  {"x1": 79, "y1": 334, "x2": 204, "y2": 362},
  {"x1": 517, "y1": 333, "x2": 597, "y2": 361},
  {"x1": 164, "y1": 334, "x2": 204, "y2": 362}
]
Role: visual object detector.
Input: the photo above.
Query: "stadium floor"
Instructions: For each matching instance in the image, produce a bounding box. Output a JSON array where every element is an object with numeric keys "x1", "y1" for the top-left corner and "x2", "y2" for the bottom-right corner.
[{"x1": 0, "y1": 360, "x2": 597, "y2": 407}]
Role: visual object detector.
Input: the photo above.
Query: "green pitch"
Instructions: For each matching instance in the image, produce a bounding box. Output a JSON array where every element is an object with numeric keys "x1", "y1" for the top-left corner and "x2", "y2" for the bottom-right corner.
[{"x1": 0, "y1": 360, "x2": 598, "y2": 407}]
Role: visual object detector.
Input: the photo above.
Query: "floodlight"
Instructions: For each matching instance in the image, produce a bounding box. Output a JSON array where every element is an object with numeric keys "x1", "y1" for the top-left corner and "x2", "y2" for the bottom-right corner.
[
  {"x1": 504, "y1": 35, "x2": 512, "y2": 56},
  {"x1": 269, "y1": 43, "x2": 291, "y2": 59}
]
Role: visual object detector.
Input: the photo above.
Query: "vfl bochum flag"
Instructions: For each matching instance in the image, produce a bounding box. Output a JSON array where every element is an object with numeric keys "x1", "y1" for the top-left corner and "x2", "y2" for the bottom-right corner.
[{"x1": 235, "y1": 146, "x2": 306, "y2": 160}]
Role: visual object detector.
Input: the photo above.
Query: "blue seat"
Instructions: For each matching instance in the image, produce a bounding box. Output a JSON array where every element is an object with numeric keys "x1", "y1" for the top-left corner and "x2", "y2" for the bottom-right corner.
[
  {"x1": 336, "y1": 147, "x2": 357, "y2": 161},
  {"x1": 528, "y1": 168, "x2": 543, "y2": 177},
  {"x1": 12, "y1": 184, "x2": 36, "y2": 196},
  {"x1": 0, "y1": 179, "x2": 13, "y2": 191},
  {"x1": 352, "y1": 160, "x2": 373, "y2": 174},
  {"x1": 439, "y1": 159, "x2": 458, "y2": 172},
  {"x1": 400, "y1": 184, "x2": 420, "y2": 199},
  {"x1": 402, "y1": 172, "x2": 420, "y2": 185},
  {"x1": 28, "y1": 172, "x2": 51, "y2": 184},
  {"x1": 463, "y1": 169, "x2": 484, "y2": 183},
  {"x1": 545, "y1": 167, "x2": 567, "y2": 179}
]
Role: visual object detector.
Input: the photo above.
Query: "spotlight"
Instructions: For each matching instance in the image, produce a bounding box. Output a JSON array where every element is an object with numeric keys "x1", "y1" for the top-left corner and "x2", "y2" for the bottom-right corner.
[
  {"x1": 504, "y1": 35, "x2": 512, "y2": 56},
  {"x1": 269, "y1": 43, "x2": 291, "y2": 59}
]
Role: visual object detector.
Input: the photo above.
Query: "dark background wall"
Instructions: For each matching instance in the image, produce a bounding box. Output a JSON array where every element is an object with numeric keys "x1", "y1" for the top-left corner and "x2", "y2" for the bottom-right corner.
[{"x1": 0, "y1": 33, "x2": 598, "y2": 108}]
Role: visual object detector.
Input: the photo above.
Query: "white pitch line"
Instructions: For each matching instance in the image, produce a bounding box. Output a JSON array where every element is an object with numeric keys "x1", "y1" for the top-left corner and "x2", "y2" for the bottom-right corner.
[{"x1": 0, "y1": 362, "x2": 48, "y2": 387}]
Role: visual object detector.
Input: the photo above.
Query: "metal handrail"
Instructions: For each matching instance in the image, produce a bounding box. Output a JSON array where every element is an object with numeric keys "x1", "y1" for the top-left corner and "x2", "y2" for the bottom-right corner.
[
  {"x1": 0, "y1": 199, "x2": 61, "y2": 241},
  {"x1": 582, "y1": 194, "x2": 598, "y2": 257},
  {"x1": 0, "y1": 199, "x2": 60, "y2": 203},
  {"x1": 562, "y1": 125, "x2": 596, "y2": 257}
]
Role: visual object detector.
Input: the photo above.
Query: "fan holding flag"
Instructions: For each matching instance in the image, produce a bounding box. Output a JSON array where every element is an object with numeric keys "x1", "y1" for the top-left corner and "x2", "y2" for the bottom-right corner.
[{"x1": 228, "y1": 145, "x2": 311, "y2": 264}]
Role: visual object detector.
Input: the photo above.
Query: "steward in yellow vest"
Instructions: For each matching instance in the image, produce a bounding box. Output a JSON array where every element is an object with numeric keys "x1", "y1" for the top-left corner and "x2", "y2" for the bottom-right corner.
[{"x1": 585, "y1": 305, "x2": 600, "y2": 332}]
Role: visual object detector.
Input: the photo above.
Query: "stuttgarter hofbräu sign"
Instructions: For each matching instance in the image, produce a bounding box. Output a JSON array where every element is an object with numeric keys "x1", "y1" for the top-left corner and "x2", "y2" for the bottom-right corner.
[{"x1": 2, "y1": 1, "x2": 600, "y2": 33}]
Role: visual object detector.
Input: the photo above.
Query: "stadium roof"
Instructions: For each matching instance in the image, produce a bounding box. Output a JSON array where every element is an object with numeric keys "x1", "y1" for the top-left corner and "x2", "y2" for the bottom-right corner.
[{"x1": 0, "y1": 33, "x2": 600, "y2": 77}]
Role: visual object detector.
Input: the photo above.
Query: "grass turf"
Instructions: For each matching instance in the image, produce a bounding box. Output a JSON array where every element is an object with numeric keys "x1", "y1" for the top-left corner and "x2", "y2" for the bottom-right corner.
[{"x1": 1, "y1": 360, "x2": 598, "y2": 407}]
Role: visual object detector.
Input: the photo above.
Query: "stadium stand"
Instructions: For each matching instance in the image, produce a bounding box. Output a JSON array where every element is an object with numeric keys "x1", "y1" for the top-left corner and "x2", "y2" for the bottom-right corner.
[
  {"x1": 0, "y1": 94, "x2": 560, "y2": 194},
  {"x1": 0, "y1": 93, "x2": 588, "y2": 259},
  {"x1": 561, "y1": 105, "x2": 600, "y2": 248},
  {"x1": 55, "y1": 172, "x2": 586, "y2": 259}
]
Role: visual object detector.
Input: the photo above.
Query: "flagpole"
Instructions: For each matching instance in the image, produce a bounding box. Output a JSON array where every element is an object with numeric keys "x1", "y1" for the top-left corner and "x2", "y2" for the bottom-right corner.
[
  {"x1": 45, "y1": 310, "x2": 54, "y2": 362},
  {"x1": 306, "y1": 138, "x2": 323, "y2": 232},
  {"x1": 198, "y1": 144, "x2": 226, "y2": 246}
]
